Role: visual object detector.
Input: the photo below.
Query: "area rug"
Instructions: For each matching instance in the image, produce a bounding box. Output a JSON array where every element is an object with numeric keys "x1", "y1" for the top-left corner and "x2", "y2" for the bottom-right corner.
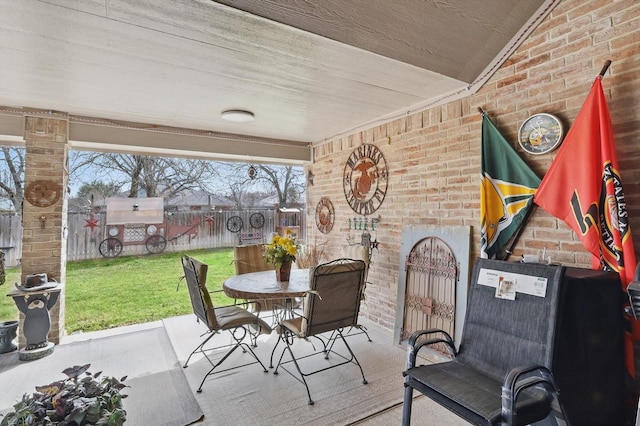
[
  {"x1": 0, "y1": 325, "x2": 204, "y2": 426},
  {"x1": 164, "y1": 315, "x2": 407, "y2": 426}
]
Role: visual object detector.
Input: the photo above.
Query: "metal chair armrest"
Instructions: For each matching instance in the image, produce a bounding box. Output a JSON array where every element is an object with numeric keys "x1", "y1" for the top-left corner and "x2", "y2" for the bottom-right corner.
[
  {"x1": 502, "y1": 365, "x2": 560, "y2": 425},
  {"x1": 405, "y1": 329, "x2": 456, "y2": 370}
]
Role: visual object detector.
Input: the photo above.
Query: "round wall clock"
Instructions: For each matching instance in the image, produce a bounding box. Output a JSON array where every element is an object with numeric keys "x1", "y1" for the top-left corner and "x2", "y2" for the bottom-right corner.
[
  {"x1": 518, "y1": 113, "x2": 564, "y2": 155},
  {"x1": 315, "y1": 197, "x2": 335, "y2": 234},
  {"x1": 24, "y1": 180, "x2": 62, "y2": 207},
  {"x1": 343, "y1": 144, "x2": 388, "y2": 215}
]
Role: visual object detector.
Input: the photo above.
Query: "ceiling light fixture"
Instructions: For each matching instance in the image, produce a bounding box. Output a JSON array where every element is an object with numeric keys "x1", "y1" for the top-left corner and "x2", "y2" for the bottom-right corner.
[{"x1": 221, "y1": 109, "x2": 255, "y2": 123}]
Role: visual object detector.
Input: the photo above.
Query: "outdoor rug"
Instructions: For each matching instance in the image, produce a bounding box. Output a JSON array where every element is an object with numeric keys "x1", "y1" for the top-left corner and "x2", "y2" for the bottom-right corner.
[
  {"x1": 164, "y1": 315, "x2": 408, "y2": 425},
  {"x1": 0, "y1": 325, "x2": 204, "y2": 426}
]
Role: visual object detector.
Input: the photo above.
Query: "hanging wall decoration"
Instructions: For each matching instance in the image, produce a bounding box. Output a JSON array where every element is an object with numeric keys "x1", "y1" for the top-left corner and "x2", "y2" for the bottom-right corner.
[
  {"x1": 343, "y1": 143, "x2": 388, "y2": 215},
  {"x1": 517, "y1": 113, "x2": 564, "y2": 155},
  {"x1": 315, "y1": 197, "x2": 335, "y2": 234},
  {"x1": 248, "y1": 165, "x2": 257, "y2": 179},
  {"x1": 24, "y1": 180, "x2": 62, "y2": 207}
]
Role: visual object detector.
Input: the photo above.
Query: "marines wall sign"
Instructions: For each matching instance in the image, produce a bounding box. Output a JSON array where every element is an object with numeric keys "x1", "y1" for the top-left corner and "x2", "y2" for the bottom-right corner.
[{"x1": 343, "y1": 143, "x2": 388, "y2": 215}]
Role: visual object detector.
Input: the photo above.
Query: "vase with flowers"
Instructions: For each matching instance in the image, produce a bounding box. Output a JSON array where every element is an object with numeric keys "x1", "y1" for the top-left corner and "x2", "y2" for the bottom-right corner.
[{"x1": 263, "y1": 232, "x2": 299, "y2": 282}]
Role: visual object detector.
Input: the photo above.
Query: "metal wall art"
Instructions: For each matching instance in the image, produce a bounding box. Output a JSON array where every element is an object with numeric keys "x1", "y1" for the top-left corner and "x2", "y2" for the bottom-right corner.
[
  {"x1": 24, "y1": 180, "x2": 62, "y2": 207},
  {"x1": 315, "y1": 197, "x2": 334, "y2": 234},
  {"x1": 342, "y1": 143, "x2": 388, "y2": 215}
]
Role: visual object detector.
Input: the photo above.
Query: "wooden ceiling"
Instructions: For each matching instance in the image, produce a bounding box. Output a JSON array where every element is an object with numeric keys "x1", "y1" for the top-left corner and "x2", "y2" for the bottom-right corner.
[{"x1": 0, "y1": 0, "x2": 557, "y2": 163}]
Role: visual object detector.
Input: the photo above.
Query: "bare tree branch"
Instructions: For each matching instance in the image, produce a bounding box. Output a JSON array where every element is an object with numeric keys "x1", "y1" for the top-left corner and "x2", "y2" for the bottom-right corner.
[{"x1": 0, "y1": 146, "x2": 25, "y2": 212}]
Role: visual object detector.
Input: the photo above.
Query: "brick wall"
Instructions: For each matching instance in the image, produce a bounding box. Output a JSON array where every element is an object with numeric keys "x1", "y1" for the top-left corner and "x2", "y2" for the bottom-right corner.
[
  {"x1": 307, "y1": 0, "x2": 640, "y2": 331},
  {"x1": 20, "y1": 114, "x2": 69, "y2": 345}
]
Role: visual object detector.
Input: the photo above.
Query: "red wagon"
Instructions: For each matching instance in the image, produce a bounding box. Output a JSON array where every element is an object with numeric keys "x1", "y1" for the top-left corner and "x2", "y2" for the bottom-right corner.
[{"x1": 98, "y1": 197, "x2": 200, "y2": 257}]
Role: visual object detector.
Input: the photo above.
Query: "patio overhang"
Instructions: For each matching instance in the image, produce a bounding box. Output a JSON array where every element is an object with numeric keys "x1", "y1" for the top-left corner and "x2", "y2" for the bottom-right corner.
[{"x1": 0, "y1": 108, "x2": 311, "y2": 165}]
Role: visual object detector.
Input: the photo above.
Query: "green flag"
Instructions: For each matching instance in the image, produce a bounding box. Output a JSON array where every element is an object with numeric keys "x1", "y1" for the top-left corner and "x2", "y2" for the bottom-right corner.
[{"x1": 480, "y1": 114, "x2": 540, "y2": 258}]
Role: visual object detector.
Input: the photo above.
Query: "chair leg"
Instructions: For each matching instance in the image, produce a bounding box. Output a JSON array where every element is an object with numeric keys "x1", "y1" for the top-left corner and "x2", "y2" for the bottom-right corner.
[
  {"x1": 402, "y1": 385, "x2": 414, "y2": 426},
  {"x1": 196, "y1": 329, "x2": 269, "y2": 392},
  {"x1": 183, "y1": 331, "x2": 216, "y2": 368},
  {"x1": 326, "y1": 324, "x2": 372, "y2": 354},
  {"x1": 355, "y1": 324, "x2": 373, "y2": 342},
  {"x1": 272, "y1": 332, "x2": 315, "y2": 405},
  {"x1": 197, "y1": 342, "x2": 242, "y2": 392},
  {"x1": 269, "y1": 335, "x2": 281, "y2": 368},
  {"x1": 334, "y1": 330, "x2": 367, "y2": 384}
]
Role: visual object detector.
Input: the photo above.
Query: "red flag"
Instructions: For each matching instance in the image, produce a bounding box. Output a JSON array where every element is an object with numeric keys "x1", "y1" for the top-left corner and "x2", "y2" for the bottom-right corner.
[
  {"x1": 534, "y1": 77, "x2": 636, "y2": 285},
  {"x1": 534, "y1": 76, "x2": 637, "y2": 383}
]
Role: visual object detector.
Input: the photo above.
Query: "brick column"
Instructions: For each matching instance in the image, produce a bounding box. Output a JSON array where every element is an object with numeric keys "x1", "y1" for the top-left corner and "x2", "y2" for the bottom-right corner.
[{"x1": 20, "y1": 113, "x2": 69, "y2": 346}]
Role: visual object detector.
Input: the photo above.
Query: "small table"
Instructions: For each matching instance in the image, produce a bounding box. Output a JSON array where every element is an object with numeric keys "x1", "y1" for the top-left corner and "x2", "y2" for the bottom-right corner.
[{"x1": 223, "y1": 269, "x2": 310, "y2": 300}]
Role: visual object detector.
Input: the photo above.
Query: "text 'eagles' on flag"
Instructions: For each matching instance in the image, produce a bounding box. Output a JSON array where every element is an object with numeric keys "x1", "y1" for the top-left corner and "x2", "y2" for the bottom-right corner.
[
  {"x1": 533, "y1": 76, "x2": 636, "y2": 286},
  {"x1": 480, "y1": 113, "x2": 540, "y2": 259}
]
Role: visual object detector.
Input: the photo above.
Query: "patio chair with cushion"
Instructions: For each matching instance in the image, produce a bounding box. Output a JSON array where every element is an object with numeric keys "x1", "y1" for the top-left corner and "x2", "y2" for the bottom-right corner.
[
  {"x1": 181, "y1": 255, "x2": 271, "y2": 392},
  {"x1": 233, "y1": 244, "x2": 288, "y2": 322},
  {"x1": 340, "y1": 245, "x2": 373, "y2": 342},
  {"x1": 271, "y1": 258, "x2": 368, "y2": 405}
]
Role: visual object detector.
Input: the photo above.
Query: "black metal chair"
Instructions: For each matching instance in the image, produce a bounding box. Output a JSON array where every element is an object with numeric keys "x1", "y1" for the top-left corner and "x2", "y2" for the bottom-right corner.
[
  {"x1": 181, "y1": 255, "x2": 271, "y2": 392},
  {"x1": 271, "y1": 258, "x2": 368, "y2": 405},
  {"x1": 403, "y1": 258, "x2": 570, "y2": 425},
  {"x1": 626, "y1": 262, "x2": 640, "y2": 319}
]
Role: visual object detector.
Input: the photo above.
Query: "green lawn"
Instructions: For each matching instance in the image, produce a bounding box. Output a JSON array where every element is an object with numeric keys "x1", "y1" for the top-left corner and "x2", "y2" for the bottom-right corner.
[{"x1": 0, "y1": 248, "x2": 236, "y2": 333}]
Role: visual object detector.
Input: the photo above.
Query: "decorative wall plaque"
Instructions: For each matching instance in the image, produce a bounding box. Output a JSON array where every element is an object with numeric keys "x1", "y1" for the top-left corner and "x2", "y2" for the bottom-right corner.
[
  {"x1": 343, "y1": 144, "x2": 388, "y2": 215},
  {"x1": 315, "y1": 197, "x2": 335, "y2": 234},
  {"x1": 24, "y1": 180, "x2": 62, "y2": 207}
]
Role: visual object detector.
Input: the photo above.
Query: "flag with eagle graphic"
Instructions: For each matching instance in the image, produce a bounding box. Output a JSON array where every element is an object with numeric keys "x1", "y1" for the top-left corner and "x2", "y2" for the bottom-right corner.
[
  {"x1": 480, "y1": 114, "x2": 541, "y2": 259},
  {"x1": 534, "y1": 75, "x2": 637, "y2": 383},
  {"x1": 534, "y1": 76, "x2": 636, "y2": 285}
]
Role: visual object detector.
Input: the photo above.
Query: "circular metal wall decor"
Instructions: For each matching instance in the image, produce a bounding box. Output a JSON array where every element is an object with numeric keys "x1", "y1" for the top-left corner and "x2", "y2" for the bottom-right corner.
[
  {"x1": 315, "y1": 197, "x2": 335, "y2": 234},
  {"x1": 248, "y1": 165, "x2": 257, "y2": 180},
  {"x1": 343, "y1": 144, "x2": 388, "y2": 215},
  {"x1": 24, "y1": 180, "x2": 62, "y2": 207},
  {"x1": 518, "y1": 113, "x2": 564, "y2": 155}
]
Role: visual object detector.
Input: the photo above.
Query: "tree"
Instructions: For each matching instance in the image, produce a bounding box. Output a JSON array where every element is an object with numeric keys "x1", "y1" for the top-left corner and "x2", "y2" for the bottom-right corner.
[
  {"x1": 219, "y1": 163, "x2": 305, "y2": 207},
  {"x1": 0, "y1": 146, "x2": 25, "y2": 213},
  {"x1": 256, "y1": 164, "x2": 305, "y2": 206},
  {"x1": 70, "y1": 151, "x2": 219, "y2": 199},
  {"x1": 76, "y1": 180, "x2": 122, "y2": 200}
]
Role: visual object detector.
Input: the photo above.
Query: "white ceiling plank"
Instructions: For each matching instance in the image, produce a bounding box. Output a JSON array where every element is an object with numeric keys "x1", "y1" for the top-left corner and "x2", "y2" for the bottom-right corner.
[{"x1": 0, "y1": 0, "x2": 559, "y2": 162}]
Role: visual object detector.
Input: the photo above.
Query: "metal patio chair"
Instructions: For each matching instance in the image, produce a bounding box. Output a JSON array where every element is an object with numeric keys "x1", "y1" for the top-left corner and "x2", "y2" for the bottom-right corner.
[
  {"x1": 181, "y1": 255, "x2": 271, "y2": 392},
  {"x1": 271, "y1": 258, "x2": 368, "y2": 405},
  {"x1": 339, "y1": 245, "x2": 373, "y2": 342}
]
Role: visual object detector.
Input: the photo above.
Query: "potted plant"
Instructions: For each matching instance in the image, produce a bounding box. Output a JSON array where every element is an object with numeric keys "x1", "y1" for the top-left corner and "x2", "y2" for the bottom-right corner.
[
  {"x1": 263, "y1": 231, "x2": 300, "y2": 282},
  {"x1": 0, "y1": 364, "x2": 128, "y2": 425}
]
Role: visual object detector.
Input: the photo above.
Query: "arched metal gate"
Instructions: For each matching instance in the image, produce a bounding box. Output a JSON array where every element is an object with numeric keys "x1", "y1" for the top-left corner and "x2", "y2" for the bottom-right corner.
[{"x1": 401, "y1": 237, "x2": 459, "y2": 353}]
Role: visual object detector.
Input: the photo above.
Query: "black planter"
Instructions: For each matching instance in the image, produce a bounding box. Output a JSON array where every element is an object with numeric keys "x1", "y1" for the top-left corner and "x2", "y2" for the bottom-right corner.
[{"x1": 0, "y1": 320, "x2": 18, "y2": 353}]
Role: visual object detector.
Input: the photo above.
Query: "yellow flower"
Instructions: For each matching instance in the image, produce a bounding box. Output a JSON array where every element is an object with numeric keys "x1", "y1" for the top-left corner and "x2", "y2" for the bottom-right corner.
[{"x1": 263, "y1": 234, "x2": 299, "y2": 268}]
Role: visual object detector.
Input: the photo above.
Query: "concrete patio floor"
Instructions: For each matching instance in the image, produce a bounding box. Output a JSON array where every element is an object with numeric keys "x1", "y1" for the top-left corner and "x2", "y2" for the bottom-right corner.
[{"x1": 1, "y1": 315, "x2": 469, "y2": 425}]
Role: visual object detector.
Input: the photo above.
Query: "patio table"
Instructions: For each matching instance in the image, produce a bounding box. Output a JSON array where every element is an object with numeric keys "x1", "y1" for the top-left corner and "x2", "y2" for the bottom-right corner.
[{"x1": 223, "y1": 268, "x2": 310, "y2": 300}]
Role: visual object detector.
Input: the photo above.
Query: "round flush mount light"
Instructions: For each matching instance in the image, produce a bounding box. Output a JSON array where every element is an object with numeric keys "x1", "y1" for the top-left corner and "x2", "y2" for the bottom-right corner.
[{"x1": 221, "y1": 109, "x2": 254, "y2": 123}]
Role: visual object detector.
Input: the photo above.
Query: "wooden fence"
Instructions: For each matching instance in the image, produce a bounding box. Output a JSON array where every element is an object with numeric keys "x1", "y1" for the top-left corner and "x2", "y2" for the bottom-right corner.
[
  {"x1": 0, "y1": 214, "x2": 22, "y2": 267},
  {"x1": 0, "y1": 209, "x2": 306, "y2": 267}
]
